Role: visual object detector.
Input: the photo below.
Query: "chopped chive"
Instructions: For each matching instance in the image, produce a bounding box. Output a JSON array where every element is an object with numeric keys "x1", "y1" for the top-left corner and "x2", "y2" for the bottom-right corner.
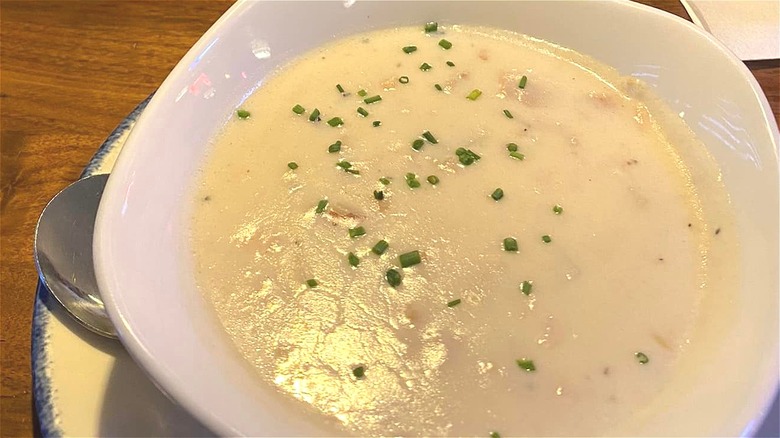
[
  {"x1": 427, "y1": 175, "x2": 439, "y2": 185},
  {"x1": 336, "y1": 84, "x2": 345, "y2": 94},
  {"x1": 348, "y1": 252, "x2": 360, "y2": 267},
  {"x1": 516, "y1": 359, "x2": 536, "y2": 372},
  {"x1": 292, "y1": 104, "x2": 305, "y2": 115},
  {"x1": 399, "y1": 76, "x2": 410, "y2": 84},
  {"x1": 434, "y1": 84, "x2": 443, "y2": 91},
  {"x1": 507, "y1": 143, "x2": 518, "y2": 152},
  {"x1": 456, "y1": 148, "x2": 481, "y2": 166},
  {"x1": 503, "y1": 109, "x2": 514, "y2": 119},
  {"x1": 542, "y1": 235, "x2": 552, "y2": 243},
  {"x1": 424, "y1": 21, "x2": 438, "y2": 33},
  {"x1": 373, "y1": 120, "x2": 382, "y2": 127},
  {"x1": 447, "y1": 298, "x2": 462, "y2": 307},
  {"x1": 337, "y1": 161, "x2": 352, "y2": 169},
  {"x1": 287, "y1": 162, "x2": 298, "y2": 170},
  {"x1": 402, "y1": 45, "x2": 418, "y2": 54},
  {"x1": 520, "y1": 280, "x2": 533, "y2": 295},
  {"x1": 308, "y1": 108, "x2": 321, "y2": 122},
  {"x1": 357, "y1": 89, "x2": 368, "y2": 97},
  {"x1": 405, "y1": 173, "x2": 421, "y2": 188},
  {"x1": 372, "y1": 240, "x2": 389, "y2": 255},
  {"x1": 328, "y1": 140, "x2": 342, "y2": 153},
  {"x1": 315, "y1": 199, "x2": 328, "y2": 214},
  {"x1": 306, "y1": 279, "x2": 319, "y2": 288},
  {"x1": 438, "y1": 39, "x2": 452, "y2": 50},
  {"x1": 353, "y1": 366, "x2": 365, "y2": 378},
  {"x1": 327, "y1": 117, "x2": 344, "y2": 127},
  {"x1": 357, "y1": 107, "x2": 369, "y2": 117},
  {"x1": 419, "y1": 62, "x2": 433, "y2": 71},
  {"x1": 446, "y1": 60, "x2": 455, "y2": 67},
  {"x1": 364, "y1": 95, "x2": 382, "y2": 104},
  {"x1": 236, "y1": 109, "x2": 250, "y2": 119},
  {"x1": 379, "y1": 177, "x2": 391, "y2": 185},
  {"x1": 386, "y1": 268, "x2": 402, "y2": 287},
  {"x1": 466, "y1": 89, "x2": 482, "y2": 100},
  {"x1": 509, "y1": 151, "x2": 525, "y2": 161},
  {"x1": 503, "y1": 237, "x2": 518, "y2": 252},
  {"x1": 399, "y1": 250, "x2": 421, "y2": 268},
  {"x1": 553, "y1": 204, "x2": 564, "y2": 214},
  {"x1": 346, "y1": 168, "x2": 360, "y2": 175},
  {"x1": 490, "y1": 432, "x2": 501, "y2": 438},
  {"x1": 422, "y1": 131, "x2": 438, "y2": 144},
  {"x1": 349, "y1": 226, "x2": 366, "y2": 238},
  {"x1": 635, "y1": 352, "x2": 649, "y2": 364},
  {"x1": 412, "y1": 139, "x2": 425, "y2": 151},
  {"x1": 518, "y1": 75, "x2": 528, "y2": 89},
  {"x1": 373, "y1": 190, "x2": 384, "y2": 200},
  {"x1": 491, "y1": 188, "x2": 504, "y2": 201}
]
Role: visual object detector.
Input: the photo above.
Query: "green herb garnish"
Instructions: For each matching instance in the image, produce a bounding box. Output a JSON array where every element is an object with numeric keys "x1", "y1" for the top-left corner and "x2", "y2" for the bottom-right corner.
[
  {"x1": 399, "y1": 76, "x2": 410, "y2": 84},
  {"x1": 357, "y1": 107, "x2": 369, "y2": 117},
  {"x1": 358, "y1": 89, "x2": 368, "y2": 97},
  {"x1": 503, "y1": 109, "x2": 513, "y2": 119},
  {"x1": 466, "y1": 89, "x2": 482, "y2": 100},
  {"x1": 503, "y1": 237, "x2": 518, "y2": 252},
  {"x1": 520, "y1": 280, "x2": 533, "y2": 295},
  {"x1": 353, "y1": 366, "x2": 365, "y2": 378},
  {"x1": 337, "y1": 160, "x2": 353, "y2": 170},
  {"x1": 491, "y1": 188, "x2": 504, "y2": 201},
  {"x1": 507, "y1": 143, "x2": 518, "y2": 152},
  {"x1": 509, "y1": 151, "x2": 525, "y2": 161},
  {"x1": 364, "y1": 95, "x2": 382, "y2": 104},
  {"x1": 422, "y1": 131, "x2": 438, "y2": 144},
  {"x1": 306, "y1": 279, "x2": 319, "y2": 288},
  {"x1": 236, "y1": 109, "x2": 250, "y2": 119},
  {"x1": 349, "y1": 226, "x2": 366, "y2": 238},
  {"x1": 379, "y1": 177, "x2": 391, "y2": 185},
  {"x1": 635, "y1": 352, "x2": 649, "y2": 364},
  {"x1": 542, "y1": 235, "x2": 552, "y2": 243},
  {"x1": 405, "y1": 173, "x2": 421, "y2": 188},
  {"x1": 438, "y1": 39, "x2": 452, "y2": 50},
  {"x1": 292, "y1": 104, "x2": 305, "y2": 115},
  {"x1": 419, "y1": 62, "x2": 433, "y2": 71},
  {"x1": 373, "y1": 120, "x2": 382, "y2": 127},
  {"x1": 372, "y1": 240, "x2": 389, "y2": 255},
  {"x1": 336, "y1": 84, "x2": 345, "y2": 94},
  {"x1": 490, "y1": 432, "x2": 501, "y2": 438},
  {"x1": 553, "y1": 204, "x2": 564, "y2": 214},
  {"x1": 328, "y1": 140, "x2": 342, "y2": 153},
  {"x1": 456, "y1": 148, "x2": 481, "y2": 166},
  {"x1": 402, "y1": 45, "x2": 418, "y2": 54},
  {"x1": 427, "y1": 175, "x2": 439, "y2": 185},
  {"x1": 424, "y1": 22, "x2": 438, "y2": 33},
  {"x1": 327, "y1": 117, "x2": 344, "y2": 127},
  {"x1": 447, "y1": 299, "x2": 462, "y2": 307},
  {"x1": 287, "y1": 162, "x2": 298, "y2": 170},
  {"x1": 516, "y1": 359, "x2": 536, "y2": 372},
  {"x1": 315, "y1": 199, "x2": 328, "y2": 214},
  {"x1": 446, "y1": 60, "x2": 455, "y2": 67},
  {"x1": 412, "y1": 139, "x2": 425, "y2": 151},
  {"x1": 308, "y1": 108, "x2": 321, "y2": 122},
  {"x1": 386, "y1": 268, "x2": 402, "y2": 287},
  {"x1": 348, "y1": 252, "x2": 360, "y2": 267},
  {"x1": 373, "y1": 190, "x2": 384, "y2": 200},
  {"x1": 518, "y1": 75, "x2": 528, "y2": 89},
  {"x1": 399, "y1": 250, "x2": 421, "y2": 268},
  {"x1": 434, "y1": 84, "x2": 443, "y2": 91}
]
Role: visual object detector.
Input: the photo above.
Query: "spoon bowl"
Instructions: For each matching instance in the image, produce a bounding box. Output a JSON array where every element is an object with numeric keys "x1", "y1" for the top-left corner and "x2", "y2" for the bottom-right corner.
[{"x1": 34, "y1": 173, "x2": 116, "y2": 339}]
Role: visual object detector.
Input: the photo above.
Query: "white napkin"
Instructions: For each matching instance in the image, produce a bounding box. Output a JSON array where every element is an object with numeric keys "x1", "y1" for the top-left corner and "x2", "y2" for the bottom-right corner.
[{"x1": 680, "y1": 0, "x2": 780, "y2": 61}]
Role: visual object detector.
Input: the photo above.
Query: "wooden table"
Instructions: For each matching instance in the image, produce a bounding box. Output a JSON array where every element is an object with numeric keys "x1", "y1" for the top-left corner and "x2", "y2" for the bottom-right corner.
[{"x1": 1, "y1": 1, "x2": 776, "y2": 436}]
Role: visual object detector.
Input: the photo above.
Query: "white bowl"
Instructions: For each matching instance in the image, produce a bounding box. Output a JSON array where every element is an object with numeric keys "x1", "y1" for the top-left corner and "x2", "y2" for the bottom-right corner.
[{"x1": 94, "y1": 0, "x2": 779, "y2": 435}]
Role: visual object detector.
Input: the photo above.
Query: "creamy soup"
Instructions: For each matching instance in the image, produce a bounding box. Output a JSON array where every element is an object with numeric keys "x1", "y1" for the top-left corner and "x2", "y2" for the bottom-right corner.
[{"x1": 191, "y1": 24, "x2": 737, "y2": 436}]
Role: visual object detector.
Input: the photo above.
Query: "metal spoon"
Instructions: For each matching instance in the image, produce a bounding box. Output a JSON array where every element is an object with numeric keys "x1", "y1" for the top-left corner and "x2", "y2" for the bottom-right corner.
[{"x1": 34, "y1": 174, "x2": 117, "y2": 338}]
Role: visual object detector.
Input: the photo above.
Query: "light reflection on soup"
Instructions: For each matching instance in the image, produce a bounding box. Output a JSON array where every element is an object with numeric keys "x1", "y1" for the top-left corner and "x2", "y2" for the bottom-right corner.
[{"x1": 191, "y1": 24, "x2": 737, "y2": 436}]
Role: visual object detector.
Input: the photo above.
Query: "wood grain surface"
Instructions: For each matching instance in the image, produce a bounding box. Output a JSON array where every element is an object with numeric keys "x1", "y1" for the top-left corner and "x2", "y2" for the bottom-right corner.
[{"x1": 0, "y1": 1, "x2": 777, "y2": 436}]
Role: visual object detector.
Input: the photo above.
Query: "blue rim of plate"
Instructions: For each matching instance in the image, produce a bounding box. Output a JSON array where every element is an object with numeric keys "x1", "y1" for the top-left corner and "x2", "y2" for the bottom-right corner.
[{"x1": 31, "y1": 94, "x2": 153, "y2": 437}]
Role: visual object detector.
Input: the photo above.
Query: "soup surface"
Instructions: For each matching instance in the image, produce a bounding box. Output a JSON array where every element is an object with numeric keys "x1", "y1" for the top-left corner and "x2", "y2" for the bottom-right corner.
[{"x1": 191, "y1": 24, "x2": 737, "y2": 436}]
